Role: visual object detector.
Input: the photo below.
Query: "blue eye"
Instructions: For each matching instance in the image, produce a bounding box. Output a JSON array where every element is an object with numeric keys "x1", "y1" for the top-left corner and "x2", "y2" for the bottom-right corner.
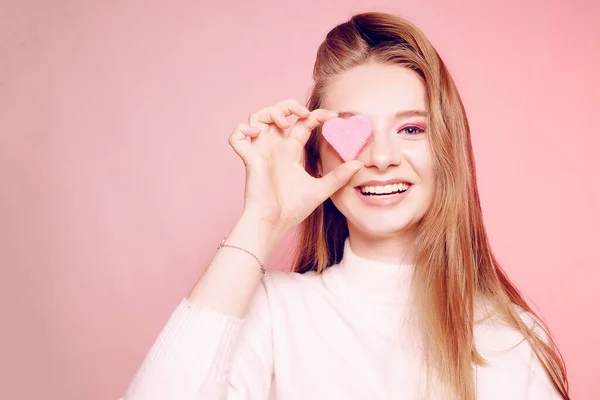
[{"x1": 397, "y1": 125, "x2": 425, "y2": 135}]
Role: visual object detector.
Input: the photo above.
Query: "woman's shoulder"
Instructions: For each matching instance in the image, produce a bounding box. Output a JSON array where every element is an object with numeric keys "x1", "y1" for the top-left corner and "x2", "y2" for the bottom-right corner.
[
  {"x1": 261, "y1": 268, "x2": 326, "y2": 295},
  {"x1": 253, "y1": 267, "x2": 345, "y2": 312},
  {"x1": 243, "y1": 268, "x2": 337, "y2": 325},
  {"x1": 473, "y1": 298, "x2": 551, "y2": 355}
]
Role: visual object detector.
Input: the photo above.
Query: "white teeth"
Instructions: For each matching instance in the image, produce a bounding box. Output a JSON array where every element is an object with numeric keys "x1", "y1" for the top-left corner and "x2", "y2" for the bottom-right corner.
[{"x1": 360, "y1": 183, "x2": 410, "y2": 195}]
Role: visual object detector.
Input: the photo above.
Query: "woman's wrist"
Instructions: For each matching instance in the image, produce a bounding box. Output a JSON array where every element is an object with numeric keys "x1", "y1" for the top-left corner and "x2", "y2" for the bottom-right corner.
[
  {"x1": 226, "y1": 212, "x2": 288, "y2": 267},
  {"x1": 238, "y1": 212, "x2": 289, "y2": 240}
]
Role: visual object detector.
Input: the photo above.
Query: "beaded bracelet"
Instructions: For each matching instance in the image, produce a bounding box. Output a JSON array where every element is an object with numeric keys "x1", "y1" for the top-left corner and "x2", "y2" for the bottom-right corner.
[{"x1": 217, "y1": 237, "x2": 266, "y2": 275}]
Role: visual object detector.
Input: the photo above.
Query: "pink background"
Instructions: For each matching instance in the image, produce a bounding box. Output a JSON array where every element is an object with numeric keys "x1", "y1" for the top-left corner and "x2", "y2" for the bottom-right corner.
[{"x1": 1, "y1": 0, "x2": 598, "y2": 399}]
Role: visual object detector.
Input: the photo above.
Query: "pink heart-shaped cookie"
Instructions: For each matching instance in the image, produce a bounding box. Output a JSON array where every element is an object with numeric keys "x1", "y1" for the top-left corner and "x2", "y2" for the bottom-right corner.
[{"x1": 321, "y1": 114, "x2": 372, "y2": 161}]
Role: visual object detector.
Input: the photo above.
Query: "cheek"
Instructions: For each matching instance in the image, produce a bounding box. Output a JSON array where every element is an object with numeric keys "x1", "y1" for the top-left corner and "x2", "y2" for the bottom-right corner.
[{"x1": 405, "y1": 144, "x2": 434, "y2": 184}]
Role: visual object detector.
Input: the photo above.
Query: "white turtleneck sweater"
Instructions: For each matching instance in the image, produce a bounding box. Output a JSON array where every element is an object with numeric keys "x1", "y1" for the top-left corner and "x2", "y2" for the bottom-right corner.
[{"x1": 121, "y1": 238, "x2": 562, "y2": 399}]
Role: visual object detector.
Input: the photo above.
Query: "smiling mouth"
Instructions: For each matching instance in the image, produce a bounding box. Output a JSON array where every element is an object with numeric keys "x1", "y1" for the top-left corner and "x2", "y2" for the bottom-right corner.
[{"x1": 358, "y1": 183, "x2": 412, "y2": 196}]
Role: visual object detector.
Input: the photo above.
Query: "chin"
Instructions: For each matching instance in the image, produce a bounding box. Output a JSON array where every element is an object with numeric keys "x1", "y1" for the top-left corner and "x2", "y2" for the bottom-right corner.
[
  {"x1": 349, "y1": 216, "x2": 418, "y2": 238},
  {"x1": 331, "y1": 187, "x2": 429, "y2": 237}
]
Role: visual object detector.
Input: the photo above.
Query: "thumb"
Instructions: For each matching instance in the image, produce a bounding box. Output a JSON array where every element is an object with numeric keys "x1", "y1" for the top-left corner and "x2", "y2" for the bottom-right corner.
[{"x1": 317, "y1": 160, "x2": 364, "y2": 200}]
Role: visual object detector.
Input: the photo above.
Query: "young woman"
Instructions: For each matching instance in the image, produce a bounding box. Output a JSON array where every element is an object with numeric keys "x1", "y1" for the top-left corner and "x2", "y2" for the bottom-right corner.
[{"x1": 122, "y1": 11, "x2": 569, "y2": 400}]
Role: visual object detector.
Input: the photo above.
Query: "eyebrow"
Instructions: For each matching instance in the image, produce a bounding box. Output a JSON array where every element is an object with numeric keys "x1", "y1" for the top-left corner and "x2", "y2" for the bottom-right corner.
[{"x1": 337, "y1": 110, "x2": 428, "y2": 119}]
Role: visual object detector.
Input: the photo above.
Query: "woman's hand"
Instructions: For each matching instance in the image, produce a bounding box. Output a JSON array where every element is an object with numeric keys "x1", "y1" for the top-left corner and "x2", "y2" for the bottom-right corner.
[{"x1": 228, "y1": 99, "x2": 363, "y2": 234}]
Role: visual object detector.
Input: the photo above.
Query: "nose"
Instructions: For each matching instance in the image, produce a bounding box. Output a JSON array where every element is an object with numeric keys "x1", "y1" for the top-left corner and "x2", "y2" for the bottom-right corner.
[{"x1": 358, "y1": 127, "x2": 400, "y2": 172}]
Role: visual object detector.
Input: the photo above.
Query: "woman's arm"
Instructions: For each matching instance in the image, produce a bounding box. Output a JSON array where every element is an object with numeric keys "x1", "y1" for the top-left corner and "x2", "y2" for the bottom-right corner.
[
  {"x1": 121, "y1": 214, "x2": 282, "y2": 400},
  {"x1": 187, "y1": 212, "x2": 286, "y2": 318}
]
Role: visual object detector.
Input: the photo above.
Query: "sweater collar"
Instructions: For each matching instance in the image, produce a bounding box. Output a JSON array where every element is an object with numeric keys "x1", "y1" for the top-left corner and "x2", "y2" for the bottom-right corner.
[{"x1": 328, "y1": 237, "x2": 415, "y2": 304}]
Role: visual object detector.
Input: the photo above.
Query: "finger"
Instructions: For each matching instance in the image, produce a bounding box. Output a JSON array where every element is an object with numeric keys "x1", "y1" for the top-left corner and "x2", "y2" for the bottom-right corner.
[
  {"x1": 274, "y1": 99, "x2": 310, "y2": 119},
  {"x1": 288, "y1": 108, "x2": 338, "y2": 146},
  {"x1": 249, "y1": 99, "x2": 310, "y2": 128},
  {"x1": 315, "y1": 160, "x2": 364, "y2": 202},
  {"x1": 228, "y1": 123, "x2": 261, "y2": 164},
  {"x1": 268, "y1": 109, "x2": 291, "y2": 130},
  {"x1": 241, "y1": 124, "x2": 261, "y2": 138},
  {"x1": 249, "y1": 106, "x2": 284, "y2": 133},
  {"x1": 270, "y1": 101, "x2": 312, "y2": 132}
]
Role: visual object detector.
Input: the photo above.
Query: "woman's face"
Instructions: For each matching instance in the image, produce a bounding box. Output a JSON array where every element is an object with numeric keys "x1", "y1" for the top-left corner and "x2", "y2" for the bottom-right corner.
[{"x1": 319, "y1": 62, "x2": 435, "y2": 239}]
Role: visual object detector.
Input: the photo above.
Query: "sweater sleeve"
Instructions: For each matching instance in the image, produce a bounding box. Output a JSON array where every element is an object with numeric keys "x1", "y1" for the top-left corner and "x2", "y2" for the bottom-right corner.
[{"x1": 121, "y1": 277, "x2": 274, "y2": 400}]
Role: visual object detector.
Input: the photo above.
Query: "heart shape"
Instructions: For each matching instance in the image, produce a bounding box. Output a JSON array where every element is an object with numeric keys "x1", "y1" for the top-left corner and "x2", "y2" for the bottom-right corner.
[{"x1": 321, "y1": 114, "x2": 372, "y2": 161}]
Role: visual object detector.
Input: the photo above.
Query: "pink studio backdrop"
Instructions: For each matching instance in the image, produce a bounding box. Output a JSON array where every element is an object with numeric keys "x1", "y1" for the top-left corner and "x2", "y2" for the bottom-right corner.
[{"x1": 1, "y1": 0, "x2": 598, "y2": 399}]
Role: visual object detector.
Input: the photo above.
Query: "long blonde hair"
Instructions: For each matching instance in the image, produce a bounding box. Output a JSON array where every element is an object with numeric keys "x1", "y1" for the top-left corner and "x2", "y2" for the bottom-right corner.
[{"x1": 292, "y1": 11, "x2": 569, "y2": 399}]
